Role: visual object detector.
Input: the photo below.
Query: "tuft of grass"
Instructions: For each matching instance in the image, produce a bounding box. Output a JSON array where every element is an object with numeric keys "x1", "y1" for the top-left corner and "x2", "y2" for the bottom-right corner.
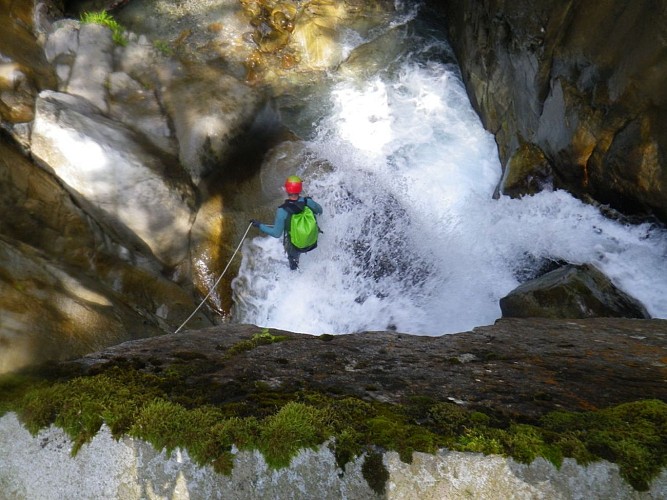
[
  {"x1": 80, "y1": 10, "x2": 127, "y2": 46},
  {"x1": 153, "y1": 39, "x2": 174, "y2": 56}
]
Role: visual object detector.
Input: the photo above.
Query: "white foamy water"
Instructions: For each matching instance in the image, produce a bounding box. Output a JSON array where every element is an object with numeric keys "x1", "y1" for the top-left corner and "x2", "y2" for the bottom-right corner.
[{"x1": 232, "y1": 11, "x2": 667, "y2": 336}]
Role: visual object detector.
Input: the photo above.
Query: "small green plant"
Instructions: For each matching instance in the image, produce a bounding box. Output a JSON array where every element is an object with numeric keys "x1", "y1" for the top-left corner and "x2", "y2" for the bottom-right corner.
[
  {"x1": 153, "y1": 39, "x2": 174, "y2": 56},
  {"x1": 225, "y1": 329, "x2": 289, "y2": 358},
  {"x1": 80, "y1": 10, "x2": 127, "y2": 46}
]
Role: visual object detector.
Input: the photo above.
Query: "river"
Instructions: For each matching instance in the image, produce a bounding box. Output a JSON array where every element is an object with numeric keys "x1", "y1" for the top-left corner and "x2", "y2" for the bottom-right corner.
[{"x1": 232, "y1": 2, "x2": 667, "y2": 335}]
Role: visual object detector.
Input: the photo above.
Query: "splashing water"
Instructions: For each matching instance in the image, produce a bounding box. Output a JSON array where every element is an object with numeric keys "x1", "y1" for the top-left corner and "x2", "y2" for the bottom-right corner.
[{"x1": 232, "y1": 11, "x2": 667, "y2": 335}]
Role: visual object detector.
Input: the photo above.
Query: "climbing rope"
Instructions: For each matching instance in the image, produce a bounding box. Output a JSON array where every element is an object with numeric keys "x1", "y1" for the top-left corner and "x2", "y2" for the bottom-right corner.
[{"x1": 174, "y1": 221, "x2": 254, "y2": 334}]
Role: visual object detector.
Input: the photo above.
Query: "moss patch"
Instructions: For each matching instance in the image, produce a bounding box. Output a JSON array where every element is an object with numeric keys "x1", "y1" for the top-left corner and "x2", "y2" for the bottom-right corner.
[
  {"x1": 1, "y1": 362, "x2": 665, "y2": 491},
  {"x1": 222, "y1": 329, "x2": 289, "y2": 359},
  {"x1": 362, "y1": 451, "x2": 389, "y2": 495}
]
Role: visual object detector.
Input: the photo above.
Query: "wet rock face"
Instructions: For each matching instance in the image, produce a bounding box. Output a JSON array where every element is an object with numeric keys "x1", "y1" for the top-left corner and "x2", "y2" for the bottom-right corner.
[
  {"x1": 499, "y1": 264, "x2": 651, "y2": 320},
  {"x1": 99, "y1": 0, "x2": 395, "y2": 88},
  {"x1": 436, "y1": 0, "x2": 667, "y2": 222},
  {"x1": 496, "y1": 142, "x2": 553, "y2": 198}
]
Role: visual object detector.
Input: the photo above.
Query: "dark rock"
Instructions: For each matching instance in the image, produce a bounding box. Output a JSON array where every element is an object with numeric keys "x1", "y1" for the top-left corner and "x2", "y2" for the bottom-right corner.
[
  {"x1": 69, "y1": 317, "x2": 667, "y2": 419},
  {"x1": 495, "y1": 142, "x2": 554, "y2": 198},
  {"x1": 500, "y1": 263, "x2": 650, "y2": 319},
  {"x1": 434, "y1": 0, "x2": 667, "y2": 223}
]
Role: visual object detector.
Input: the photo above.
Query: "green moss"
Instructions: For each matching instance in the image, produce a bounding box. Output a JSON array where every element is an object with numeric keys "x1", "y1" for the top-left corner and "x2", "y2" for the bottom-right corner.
[
  {"x1": 17, "y1": 367, "x2": 166, "y2": 452},
  {"x1": 207, "y1": 416, "x2": 261, "y2": 474},
  {"x1": 153, "y1": 39, "x2": 173, "y2": 56},
  {"x1": 367, "y1": 415, "x2": 437, "y2": 463},
  {"x1": 130, "y1": 399, "x2": 225, "y2": 465},
  {"x1": 80, "y1": 11, "x2": 128, "y2": 46},
  {"x1": 258, "y1": 402, "x2": 331, "y2": 468},
  {"x1": 428, "y1": 401, "x2": 474, "y2": 435},
  {"x1": 0, "y1": 373, "x2": 48, "y2": 417},
  {"x1": 1, "y1": 363, "x2": 665, "y2": 492},
  {"x1": 362, "y1": 451, "x2": 389, "y2": 496},
  {"x1": 225, "y1": 329, "x2": 289, "y2": 358},
  {"x1": 541, "y1": 399, "x2": 667, "y2": 490},
  {"x1": 503, "y1": 424, "x2": 563, "y2": 467},
  {"x1": 455, "y1": 428, "x2": 504, "y2": 455}
]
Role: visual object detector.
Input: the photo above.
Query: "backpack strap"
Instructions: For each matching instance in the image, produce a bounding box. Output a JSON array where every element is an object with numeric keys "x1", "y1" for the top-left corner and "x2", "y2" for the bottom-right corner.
[
  {"x1": 279, "y1": 199, "x2": 306, "y2": 233},
  {"x1": 302, "y1": 197, "x2": 323, "y2": 234},
  {"x1": 280, "y1": 199, "x2": 305, "y2": 214}
]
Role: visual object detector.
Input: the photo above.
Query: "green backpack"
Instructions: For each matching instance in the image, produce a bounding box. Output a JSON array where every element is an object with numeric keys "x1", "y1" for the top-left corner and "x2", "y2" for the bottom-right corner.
[{"x1": 281, "y1": 198, "x2": 320, "y2": 252}]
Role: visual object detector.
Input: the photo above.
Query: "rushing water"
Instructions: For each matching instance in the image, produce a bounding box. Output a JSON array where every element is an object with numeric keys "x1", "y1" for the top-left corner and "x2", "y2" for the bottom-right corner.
[{"x1": 232, "y1": 5, "x2": 667, "y2": 335}]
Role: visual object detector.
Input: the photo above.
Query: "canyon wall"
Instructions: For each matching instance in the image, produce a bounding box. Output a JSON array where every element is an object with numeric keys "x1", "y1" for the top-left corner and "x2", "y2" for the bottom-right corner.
[{"x1": 435, "y1": 0, "x2": 667, "y2": 222}]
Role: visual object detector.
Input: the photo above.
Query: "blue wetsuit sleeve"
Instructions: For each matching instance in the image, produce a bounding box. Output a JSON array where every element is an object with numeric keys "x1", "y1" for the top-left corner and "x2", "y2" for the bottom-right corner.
[
  {"x1": 258, "y1": 207, "x2": 287, "y2": 238},
  {"x1": 305, "y1": 197, "x2": 323, "y2": 215}
]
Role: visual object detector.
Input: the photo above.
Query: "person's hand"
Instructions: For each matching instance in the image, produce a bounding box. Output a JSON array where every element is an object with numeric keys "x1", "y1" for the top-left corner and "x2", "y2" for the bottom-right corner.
[{"x1": 250, "y1": 219, "x2": 261, "y2": 228}]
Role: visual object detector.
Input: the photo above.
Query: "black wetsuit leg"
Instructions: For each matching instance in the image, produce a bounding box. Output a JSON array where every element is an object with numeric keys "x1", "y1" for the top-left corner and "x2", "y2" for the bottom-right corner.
[{"x1": 284, "y1": 239, "x2": 300, "y2": 270}]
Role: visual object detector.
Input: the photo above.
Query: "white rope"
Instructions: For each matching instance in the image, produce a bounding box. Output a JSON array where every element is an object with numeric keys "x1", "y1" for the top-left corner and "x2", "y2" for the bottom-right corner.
[{"x1": 174, "y1": 221, "x2": 254, "y2": 334}]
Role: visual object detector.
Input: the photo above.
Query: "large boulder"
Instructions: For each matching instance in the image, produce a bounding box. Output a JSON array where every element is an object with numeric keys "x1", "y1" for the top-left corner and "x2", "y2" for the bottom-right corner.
[
  {"x1": 436, "y1": 0, "x2": 667, "y2": 222},
  {"x1": 31, "y1": 90, "x2": 196, "y2": 267},
  {"x1": 499, "y1": 264, "x2": 650, "y2": 319}
]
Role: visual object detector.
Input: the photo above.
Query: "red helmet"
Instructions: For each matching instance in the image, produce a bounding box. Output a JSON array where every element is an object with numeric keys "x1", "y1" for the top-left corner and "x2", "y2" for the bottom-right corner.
[{"x1": 284, "y1": 175, "x2": 303, "y2": 194}]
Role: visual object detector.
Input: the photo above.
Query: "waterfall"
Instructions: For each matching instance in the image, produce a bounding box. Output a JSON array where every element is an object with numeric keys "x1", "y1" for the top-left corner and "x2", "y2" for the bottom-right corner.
[{"x1": 232, "y1": 6, "x2": 667, "y2": 336}]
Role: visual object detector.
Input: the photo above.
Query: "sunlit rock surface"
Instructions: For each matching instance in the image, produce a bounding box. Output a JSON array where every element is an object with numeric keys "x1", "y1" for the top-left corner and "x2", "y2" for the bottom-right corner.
[
  {"x1": 0, "y1": 414, "x2": 379, "y2": 499},
  {"x1": 66, "y1": 22, "x2": 113, "y2": 111},
  {"x1": 31, "y1": 90, "x2": 196, "y2": 267},
  {"x1": 110, "y1": 0, "x2": 395, "y2": 89}
]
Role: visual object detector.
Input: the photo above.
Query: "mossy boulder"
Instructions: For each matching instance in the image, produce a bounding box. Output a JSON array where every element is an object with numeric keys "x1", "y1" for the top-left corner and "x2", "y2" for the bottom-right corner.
[
  {"x1": 500, "y1": 263, "x2": 650, "y2": 319},
  {"x1": 2, "y1": 320, "x2": 667, "y2": 492}
]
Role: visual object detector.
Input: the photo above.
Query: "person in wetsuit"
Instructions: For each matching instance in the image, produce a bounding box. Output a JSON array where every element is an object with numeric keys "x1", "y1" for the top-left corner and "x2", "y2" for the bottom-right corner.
[{"x1": 251, "y1": 175, "x2": 323, "y2": 270}]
